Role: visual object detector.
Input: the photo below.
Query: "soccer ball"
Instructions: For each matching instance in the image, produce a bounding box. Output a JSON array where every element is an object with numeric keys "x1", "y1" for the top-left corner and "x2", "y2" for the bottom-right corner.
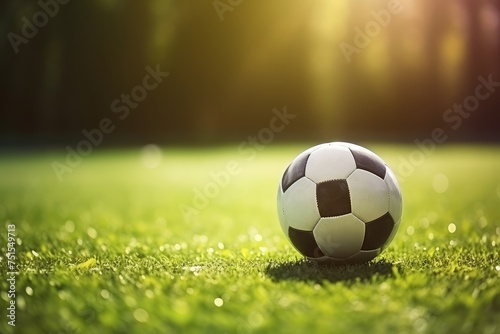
[{"x1": 277, "y1": 142, "x2": 402, "y2": 264}]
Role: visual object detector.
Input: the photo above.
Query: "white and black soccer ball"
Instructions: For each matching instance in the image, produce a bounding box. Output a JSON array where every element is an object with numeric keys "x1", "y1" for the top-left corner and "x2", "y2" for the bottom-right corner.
[{"x1": 277, "y1": 142, "x2": 402, "y2": 264}]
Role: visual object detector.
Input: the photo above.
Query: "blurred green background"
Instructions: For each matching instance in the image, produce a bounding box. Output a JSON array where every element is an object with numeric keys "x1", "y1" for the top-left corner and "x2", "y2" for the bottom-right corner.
[{"x1": 1, "y1": 0, "x2": 499, "y2": 145}]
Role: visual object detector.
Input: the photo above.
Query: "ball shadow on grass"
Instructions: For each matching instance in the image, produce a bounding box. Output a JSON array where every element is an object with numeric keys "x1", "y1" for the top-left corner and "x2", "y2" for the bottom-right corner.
[{"x1": 265, "y1": 259, "x2": 399, "y2": 285}]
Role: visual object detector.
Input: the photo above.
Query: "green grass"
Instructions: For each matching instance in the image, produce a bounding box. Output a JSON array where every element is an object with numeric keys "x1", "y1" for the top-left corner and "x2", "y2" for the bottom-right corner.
[{"x1": 0, "y1": 144, "x2": 499, "y2": 334}]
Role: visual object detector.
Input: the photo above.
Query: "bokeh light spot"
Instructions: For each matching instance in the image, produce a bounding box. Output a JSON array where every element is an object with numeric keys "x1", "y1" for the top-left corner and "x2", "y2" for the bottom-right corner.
[
  {"x1": 448, "y1": 223, "x2": 457, "y2": 233},
  {"x1": 64, "y1": 220, "x2": 75, "y2": 232},
  {"x1": 87, "y1": 227, "x2": 97, "y2": 239},
  {"x1": 100, "y1": 289, "x2": 110, "y2": 299},
  {"x1": 133, "y1": 308, "x2": 149, "y2": 323},
  {"x1": 141, "y1": 144, "x2": 162, "y2": 169},
  {"x1": 433, "y1": 174, "x2": 449, "y2": 193}
]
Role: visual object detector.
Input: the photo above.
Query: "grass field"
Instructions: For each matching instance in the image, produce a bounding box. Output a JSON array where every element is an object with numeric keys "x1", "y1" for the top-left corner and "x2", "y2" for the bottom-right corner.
[{"x1": 1, "y1": 144, "x2": 499, "y2": 334}]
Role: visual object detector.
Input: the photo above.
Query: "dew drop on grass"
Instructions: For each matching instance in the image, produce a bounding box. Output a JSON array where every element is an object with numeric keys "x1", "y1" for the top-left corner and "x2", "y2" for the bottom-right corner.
[
  {"x1": 448, "y1": 223, "x2": 457, "y2": 233},
  {"x1": 495, "y1": 265, "x2": 500, "y2": 271},
  {"x1": 214, "y1": 298, "x2": 224, "y2": 307},
  {"x1": 190, "y1": 266, "x2": 202, "y2": 273},
  {"x1": 25, "y1": 286, "x2": 33, "y2": 296}
]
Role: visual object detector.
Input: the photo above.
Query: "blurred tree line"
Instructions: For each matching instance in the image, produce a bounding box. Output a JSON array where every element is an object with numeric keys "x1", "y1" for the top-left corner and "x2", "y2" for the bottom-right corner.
[{"x1": 0, "y1": 0, "x2": 499, "y2": 145}]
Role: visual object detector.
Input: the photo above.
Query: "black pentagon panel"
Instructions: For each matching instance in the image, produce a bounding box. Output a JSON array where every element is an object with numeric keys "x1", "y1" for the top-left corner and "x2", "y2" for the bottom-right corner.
[
  {"x1": 288, "y1": 227, "x2": 324, "y2": 258},
  {"x1": 316, "y1": 180, "x2": 351, "y2": 217},
  {"x1": 361, "y1": 212, "x2": 394, "y2": 250},
  {"x1": 349, "y1": 147, "x2": 386, "y2": 179},
  {"x1": 281, "y1": 152, "x2": 311, "y2": 192}
]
